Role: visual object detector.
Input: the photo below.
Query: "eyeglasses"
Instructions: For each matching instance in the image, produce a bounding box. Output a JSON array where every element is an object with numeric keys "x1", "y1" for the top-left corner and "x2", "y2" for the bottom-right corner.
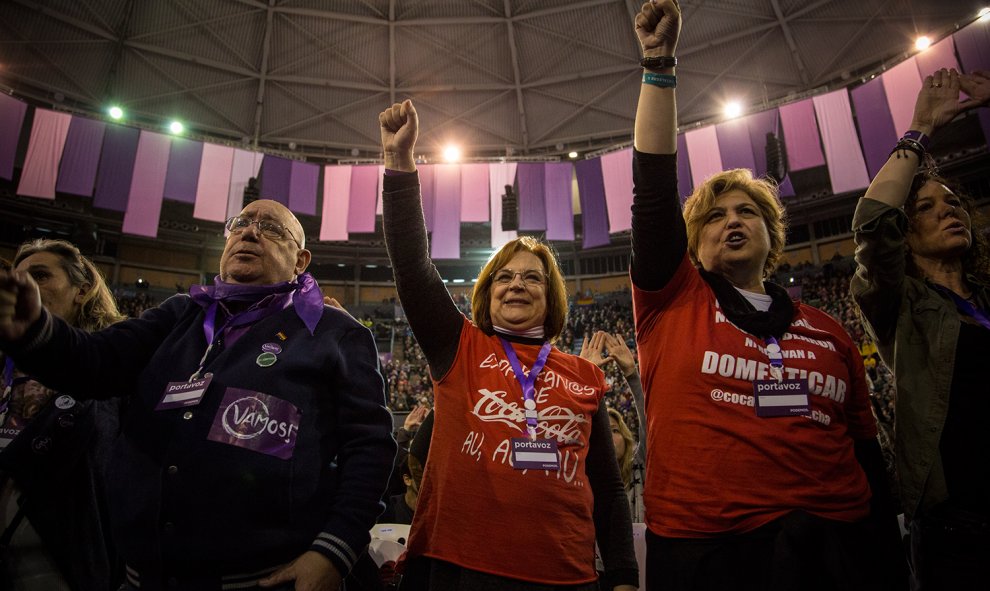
[
  {"x1": 491, "y1": 269, "x2": 547, "y2": 286},
  {"x1": 225, "y1": 216, "x2": 300, "y2": 247}
]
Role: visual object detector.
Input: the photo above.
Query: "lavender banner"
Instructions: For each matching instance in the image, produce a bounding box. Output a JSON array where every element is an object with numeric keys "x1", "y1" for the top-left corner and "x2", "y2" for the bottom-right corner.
[
  {"x1": 288, "y1": 161, "x2": 319, "y2": 217},
  {"x1": 544, "y1": 162, "x2": 574, "y2": 241},
  {"x1": 346, "y1": 165, "x2": 379, "y2": 234},
  {"x1": 517, "y1": 162, "x2": 547, "y2": 231},
  {"x1": 601, "y1": 149, "x2": 633, "y2": 233},
  {"x1": 261, "y1": 155, "x2": 292, "y2": 206},
  {"x1": 163, "y1": 138, "x2": 203, "y2": 204},
  {"x1": 0, "y1": 94, "x2": 28, "y2": 181},
  {"x1": 320, "y1": 165, "x2": 351, "y2": 241},
  {"x1": 575, "y1": 158, "x2": 610, "y2": 249},
  {"x1": 17, "y1": 109, "x2": 72, "y2": 199},
  {"x1": 743, "y1": 108, "x2": 795, "y2": 197},
  {"x1": 715, "y1": 118, "x2": 756, "y2": 173},
  {"x1": 812, "y1": 89, "x2": 870, "y2": 194},
  {"x1": 122, "y1": 131, "x2": 171, "y2": 238},
  {"x1": 779, "y1": 99, "x2": 825, "y2": 171},
  {"x1": 850, "y1": 78, "x2": 897, "y2": 178},
  {"x1": 431, "y1": 164, "x2": 461, "y2": 259},
  {"x1": 56, "y1": 116, "x2": 106, "y2": 197},
  {"x1": 93, "y1": 124, "x2": 140, "y2": 212},
  {"x1": 488, "y1": 162, "x2": 518, "y2": 249},
  {"x1": 954, "y1": 20, "x2": 990, "y2": 73}
]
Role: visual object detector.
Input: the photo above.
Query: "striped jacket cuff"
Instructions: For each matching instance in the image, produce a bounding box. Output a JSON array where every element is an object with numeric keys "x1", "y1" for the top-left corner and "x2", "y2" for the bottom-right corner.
[{"x1": 310, "y1": 532, "x2": 359, "y2": 575}]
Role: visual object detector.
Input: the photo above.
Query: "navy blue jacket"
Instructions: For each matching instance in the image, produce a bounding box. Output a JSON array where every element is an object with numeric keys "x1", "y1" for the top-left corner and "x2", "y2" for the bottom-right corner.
[{"x1": 4, "y1": 295, "x2": 396, "y2": 583}]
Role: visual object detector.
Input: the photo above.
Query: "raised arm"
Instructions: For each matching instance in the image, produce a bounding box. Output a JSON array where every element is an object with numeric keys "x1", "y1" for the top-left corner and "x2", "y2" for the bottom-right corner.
[
  {"x1": 629, "y1": 0, "x2": 687, "y2": 291},
  {"x1": 379, "y1": 100, "x2": 464, "y2": 379},
  {"x1": 863, "y1": 69, "x2": 987, "y2": 209},
  {"x1": 852, "y1": 70, "x2": 990, "y2": 339}
]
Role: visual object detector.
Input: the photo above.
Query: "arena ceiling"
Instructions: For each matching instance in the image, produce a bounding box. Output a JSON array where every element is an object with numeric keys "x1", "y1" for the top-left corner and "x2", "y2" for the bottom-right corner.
[{"x1": 0, "y1": 0, "x2": 983, "y2": 163}]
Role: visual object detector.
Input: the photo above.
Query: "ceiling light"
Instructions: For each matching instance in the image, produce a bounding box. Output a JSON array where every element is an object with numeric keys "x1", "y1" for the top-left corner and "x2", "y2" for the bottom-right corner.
[
  {"x1": 980, "y1": 7, "x2": 990, "y2": 21},
  {"x1": 568, "y1": 151, "x2": 579, "y2": 159},
  {"x1": 452, "y1": 279, "x2": 465, "y2": 283},
  {"x1": 168, "y1": 121, "x2": 184, "y2": 134},
  {"x1": 724, "y1": 101, "x2": 743, "y2": 119},
  {"x1": 914, "y1": 36, "x2": 931, "y2": 51},
  {"x1": 108, "y1": 106, "x2": 124, "y2": 120},
  {"x1": 443, "y1": 145, "x2": 461, "y2": 163}
]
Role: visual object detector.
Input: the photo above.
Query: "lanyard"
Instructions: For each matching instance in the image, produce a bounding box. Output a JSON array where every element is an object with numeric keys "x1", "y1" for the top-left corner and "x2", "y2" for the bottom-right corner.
[
  {"x1": 190, "y1": 301, "x2": 282, "y2": 381},
  {"x1": 765, "y1": 336, "x2": 784, "y2": 381},
  {"x1": 499, "y1": 338, "x2": 553, "y2": 440},
  {"x1": 935, "y1": 286, "x2": 990, "y2": 331}
]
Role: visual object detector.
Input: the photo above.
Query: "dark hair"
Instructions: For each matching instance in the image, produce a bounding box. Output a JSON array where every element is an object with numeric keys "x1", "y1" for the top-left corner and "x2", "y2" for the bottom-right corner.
[
  {"x1": 13, "y1": 239, "x2": 125, "y2": 331},
  {"x1": 904, "y1": 172, "x2": 990, "y2": 283}
]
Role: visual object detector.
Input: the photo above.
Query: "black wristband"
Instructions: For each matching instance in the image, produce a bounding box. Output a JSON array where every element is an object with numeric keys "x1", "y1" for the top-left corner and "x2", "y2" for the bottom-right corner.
[{"x1": 640, "y1": 55, "x2": 677, "y2": 70}]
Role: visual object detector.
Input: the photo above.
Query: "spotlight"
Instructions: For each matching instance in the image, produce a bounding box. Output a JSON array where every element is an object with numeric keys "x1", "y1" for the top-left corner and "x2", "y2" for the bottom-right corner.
[
  {"x1": 724, "y1": 101, "x2": 743, "y2": 119},
  {"x1": 568, "y1": 151, "x2": 579, "y2": 159},
  {"x1": 108, "y1": 106, "x2": 124, "y2": 120},
  {"x1": 914, "y1": 36, "x2": 931, "y2": 51},
  {"x1": 443, "y1": 145, "x2": 462, "y2": 163},
  {"x1": 168, "y1": 121, "x2": 185, "y2": 134},
  {"x1": 980, "y1": 7, "x2": 990, "y2": 21}
]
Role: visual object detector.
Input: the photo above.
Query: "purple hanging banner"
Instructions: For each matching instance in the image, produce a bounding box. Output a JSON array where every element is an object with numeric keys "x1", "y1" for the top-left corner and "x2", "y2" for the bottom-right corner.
[
  {"x1": 882, "y1": 57, "x2": 923, "y2": 136},
  {"x1": 743, "y1": 108, "x2": 795, "y2": 197},
  {"x1": 684, "y1": 126, "x2": 723, "y2": 188},
  {"x1": 346, "y1": 165, "x2": 379, "y2": 234},
  {"x1": 517, "y1": 162, "x2": 547, "y2": 231},
  {"x1": 779, "y1": 99, "x2": 825, "y2": 171},
  {"x1": 122, "y1": 131, "x2": 172, "y2": 238},
  {"x1": 488, "y1": 162, "x2": 518, "y2": 249},
  {"x1": 261, "y1": 155, "x2": 292, "y2": 206},
  {"x1": 56, "y1": 116, "x2": 106, "y2": 197},
  {"x1": 163, "y1": 138, "x2": 203, "y2": 204},
  {"x1": 954, "y1": 20, "x2": 990, "y2": 73},
  {"x1": 17, "y1": 109, "x2": 72, "y2": 199},
  {"x1": 575, "y1": 158, "x2": 609, "y2": 249},
  {"x1": 0, "y1": 94, "x2": 27, "y2": 181},
  {"x1": 676, "y1": 134, "x2": 692, "y2": 199},
  {"x1": 715, "y1": 118, "x2": 756, "y2": 173},
  {"x1": 288, "y1": 160, "x2": 319, "y2": 217},
  {"x1": 419, "y1": 164, "x2": 436, "y2": 232},
  {"x1": 320, "y1": 165, "x2": 351, "y2": 241},
  {"x1": 193, "y1": 144, "x2": 234, "y2": 223},
  {"x1": 916, "y1": 37, "x2": 961, "y2": 77},
  {"x1": 93, "y1": 124, "x2": 140, "y2": 212},
  {"x1": 813, "y1": 89, "x2": 870, "y2": 194},
  {"x1": 851, "y1": 78, "x2": 897, "y2": 178},
  {"x1": 601, "y1": 148, "x2": 633, "y2": 233},
  {"x1": 544, "y1": 162, "x2": 574, "y2": 241},
  {"x1": 460, "y1": 163, "x2": 490, "y2": 222},
  {"x1": 431, "y1": 164, "x2": 461, "y2": 259},
  {"x1": 226, "y1": 150, "x2": 264, "y2": 221}
]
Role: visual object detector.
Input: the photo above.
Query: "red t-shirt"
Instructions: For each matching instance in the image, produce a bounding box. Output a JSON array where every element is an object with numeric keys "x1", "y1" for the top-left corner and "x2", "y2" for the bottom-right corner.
[
  {"x1": 633, "y1": 255, "x2": 877, "y2": 538},
  {"x1": 406, "y1": 318, "x2": 606, "y2": 584}
]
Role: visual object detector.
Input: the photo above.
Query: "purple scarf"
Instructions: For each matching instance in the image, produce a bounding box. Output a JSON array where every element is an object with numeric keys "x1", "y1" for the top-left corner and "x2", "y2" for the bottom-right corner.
[{"x1": 189, "y1": 272, "x2": 324, "y2": 336}]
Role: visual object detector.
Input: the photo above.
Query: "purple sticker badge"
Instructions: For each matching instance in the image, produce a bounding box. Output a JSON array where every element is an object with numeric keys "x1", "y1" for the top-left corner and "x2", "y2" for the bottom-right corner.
[
  {"x1": 207, "y1": 388, "x2": 300, "y2": 460},
  {"x1": 261, "y1": 342, "x2": 282, "y2": 354}
]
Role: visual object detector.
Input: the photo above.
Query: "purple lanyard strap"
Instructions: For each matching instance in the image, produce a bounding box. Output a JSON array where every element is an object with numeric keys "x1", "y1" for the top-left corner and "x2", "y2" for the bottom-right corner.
[
  {"x1": 765, "y1": 335, "x2": 784, "y2": 381},
  {"x1": 935, "y1": 285, "x2": 990, "y2": 331},
  {"x1": 499, "y1": 338, "x2": 553, "y2": 440}
]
